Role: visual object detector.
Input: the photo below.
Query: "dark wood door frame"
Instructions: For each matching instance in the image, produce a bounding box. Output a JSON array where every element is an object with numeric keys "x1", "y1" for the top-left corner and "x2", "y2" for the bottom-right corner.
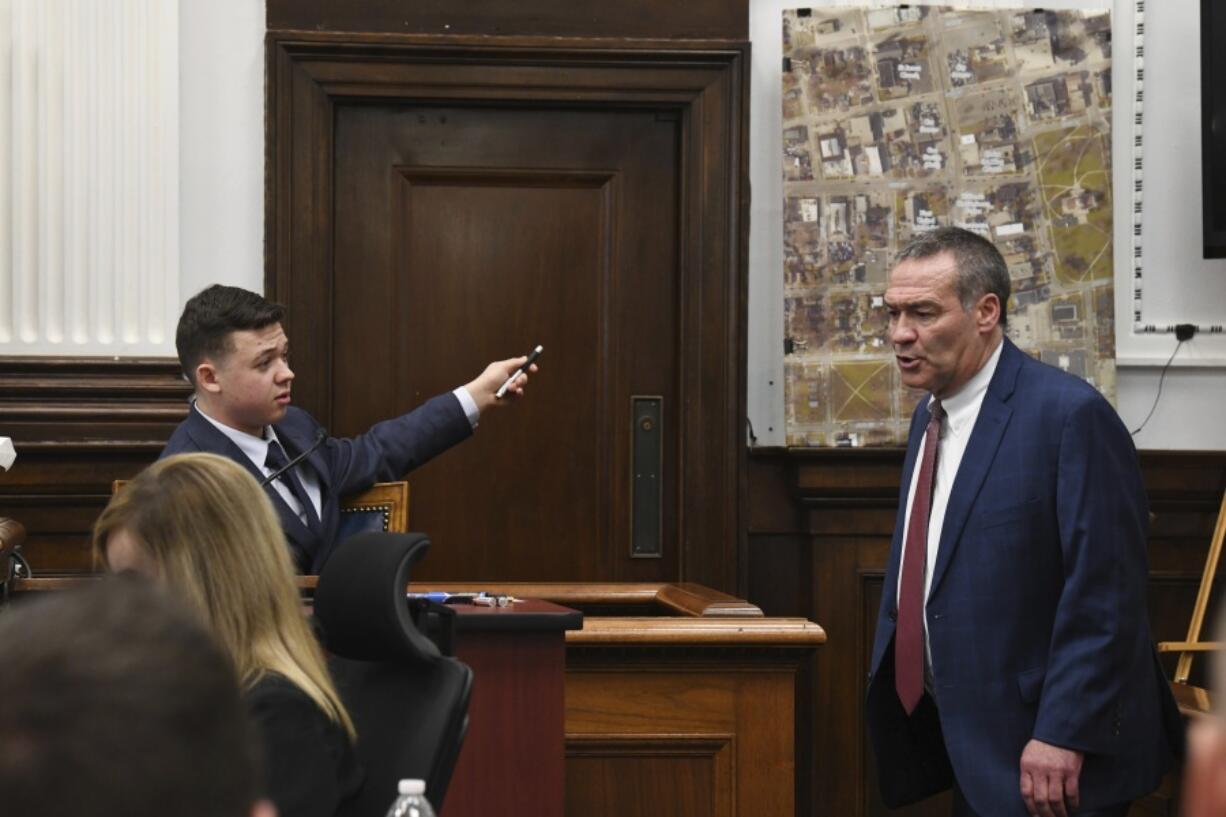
[{"x1": 265, "y1": 32, "x2": 750, "y2": 593}]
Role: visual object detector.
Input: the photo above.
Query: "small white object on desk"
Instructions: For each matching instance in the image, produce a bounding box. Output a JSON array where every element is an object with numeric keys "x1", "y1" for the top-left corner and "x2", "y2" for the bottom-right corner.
[{"x1": 0, "y1": 437, "x2": 15, "y2": 471}]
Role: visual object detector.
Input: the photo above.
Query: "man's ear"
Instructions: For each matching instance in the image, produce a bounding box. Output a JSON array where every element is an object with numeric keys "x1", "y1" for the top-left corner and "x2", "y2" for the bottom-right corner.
[
  {"x1": 195, "y1": 359, "x2": 223, "y2": 395},
  {"x1": 976, "y1": 293, "x2": 1002, "y2": 333}
]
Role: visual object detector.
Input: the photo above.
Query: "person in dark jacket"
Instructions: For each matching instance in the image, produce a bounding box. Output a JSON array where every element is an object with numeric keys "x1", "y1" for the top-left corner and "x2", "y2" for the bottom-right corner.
[
  {"x1": 95, "y1": 452, "x2": 362, "y2": 817},
  {"x1": 162, "y1": 284, "x2": 536, "y2": 572}
]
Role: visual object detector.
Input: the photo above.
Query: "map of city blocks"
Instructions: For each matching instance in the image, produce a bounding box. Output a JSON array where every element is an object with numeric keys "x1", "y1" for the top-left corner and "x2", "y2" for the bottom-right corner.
[{"x1": 782, "y1": 6, "x2": 1116, "y2": 446}]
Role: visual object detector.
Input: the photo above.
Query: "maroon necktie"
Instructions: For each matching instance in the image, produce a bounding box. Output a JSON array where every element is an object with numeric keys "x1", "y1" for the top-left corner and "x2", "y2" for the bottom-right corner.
[{"x1": 895, "y1": 400, "x2": 943, "y2": 715}]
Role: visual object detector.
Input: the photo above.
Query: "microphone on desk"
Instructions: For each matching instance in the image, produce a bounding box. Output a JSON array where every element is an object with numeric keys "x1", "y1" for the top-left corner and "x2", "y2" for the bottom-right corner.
[{"x1": 260, "y1": 428, "x2": 328, "y2": 488}]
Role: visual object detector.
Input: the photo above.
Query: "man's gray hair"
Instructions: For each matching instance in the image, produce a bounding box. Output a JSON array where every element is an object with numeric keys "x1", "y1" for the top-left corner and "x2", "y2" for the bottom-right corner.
[{"x1": 896, "y1": 227, "x2": 1011, "y2": 328}]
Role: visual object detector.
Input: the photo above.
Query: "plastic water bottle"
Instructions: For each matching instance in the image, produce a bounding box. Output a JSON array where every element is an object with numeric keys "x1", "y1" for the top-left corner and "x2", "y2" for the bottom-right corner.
[{"x1": 384, "y1": 779, "x2": 436, "y2": 817}]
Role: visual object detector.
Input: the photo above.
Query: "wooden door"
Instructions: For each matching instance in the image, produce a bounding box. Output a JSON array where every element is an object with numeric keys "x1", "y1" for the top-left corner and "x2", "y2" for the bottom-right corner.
[
  {"x1": 331, "y1": 104, "x2": 679, "y2": 581},
  {"x1": 267, "y1": 37, "x2": 746, "y2": 589}
]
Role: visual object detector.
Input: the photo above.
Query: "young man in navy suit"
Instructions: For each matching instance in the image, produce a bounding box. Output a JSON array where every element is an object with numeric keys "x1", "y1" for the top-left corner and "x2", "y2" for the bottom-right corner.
[
  {"x1": 161, "y1": 284, "x2": 536, "y2": 573},
  {"x1": 866, "y1": 228, "x2": 1181, "y2": 816}
]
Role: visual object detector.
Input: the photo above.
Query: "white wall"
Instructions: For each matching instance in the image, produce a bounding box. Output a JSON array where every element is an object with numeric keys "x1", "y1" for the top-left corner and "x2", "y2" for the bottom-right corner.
[
  {"x1": 179, "y1": 0, "x2": 264, "y2": 300},
  {"x1": 748, "y1": 0, "x2": 1226, "y2": 450}
]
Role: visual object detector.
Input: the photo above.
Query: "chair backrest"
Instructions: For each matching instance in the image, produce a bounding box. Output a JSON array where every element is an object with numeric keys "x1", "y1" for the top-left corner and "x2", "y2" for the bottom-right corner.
[
  {"x1": 314, "y1": 531, "x2": 472, "y2": 815},
  {"x1": 114, "y1": 479, "x2": 410, "y2": 535},
  {"x1": 338, "y1": 481, "x2": 410, "y2": 538}
]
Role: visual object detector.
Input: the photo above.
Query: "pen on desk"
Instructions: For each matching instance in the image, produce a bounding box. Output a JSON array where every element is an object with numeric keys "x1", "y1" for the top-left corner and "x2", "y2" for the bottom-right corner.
[
  {"x1": 406, "y1": 592, "x2": 452, "y2": 604},
  {"x1": 494, "y1": 345, "x2": 543, "y2": 399}
]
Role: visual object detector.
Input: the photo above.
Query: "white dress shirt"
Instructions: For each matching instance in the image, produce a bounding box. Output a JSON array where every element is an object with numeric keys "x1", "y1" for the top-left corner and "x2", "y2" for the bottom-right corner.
[
  {"x1": 196, "y1": 405, "x2": 324, "y2": 524},
  {"x1": 896, "y1": 338, "x2": 1003, "y2": 680}
]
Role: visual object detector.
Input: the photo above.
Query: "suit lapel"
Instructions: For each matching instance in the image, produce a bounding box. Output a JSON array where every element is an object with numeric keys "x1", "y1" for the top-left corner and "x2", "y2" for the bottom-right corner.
[
  {"x1": 183, "y1": 408, "x2": 265, "y2": 484},
  {"x1": 926, "y1": 339, "x2": 1021, "y2": 601},
  {"x1": 186, "y1": 409, "x2": 314, "y2": 549}
]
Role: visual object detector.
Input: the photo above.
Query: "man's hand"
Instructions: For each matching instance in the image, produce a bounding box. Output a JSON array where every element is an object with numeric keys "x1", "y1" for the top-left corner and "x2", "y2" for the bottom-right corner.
[
  {"x1": 464, "y1": 356, "x2": 539, "y2": 415},
  {"x1": 1020, "y1": 739, "x2": 1083, "y2": 817}
]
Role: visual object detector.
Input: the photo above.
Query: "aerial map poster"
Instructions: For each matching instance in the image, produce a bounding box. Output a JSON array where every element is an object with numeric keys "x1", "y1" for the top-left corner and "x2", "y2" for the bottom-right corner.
[{"x1": 781, "y1": 6, "x2": 1115, "y2": 446}]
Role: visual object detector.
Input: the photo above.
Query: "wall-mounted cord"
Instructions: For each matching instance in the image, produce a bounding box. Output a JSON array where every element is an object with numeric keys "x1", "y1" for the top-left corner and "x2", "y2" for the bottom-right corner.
[{"x1": 1130, "y1": 324, "x2": 1195, "y2": 436}]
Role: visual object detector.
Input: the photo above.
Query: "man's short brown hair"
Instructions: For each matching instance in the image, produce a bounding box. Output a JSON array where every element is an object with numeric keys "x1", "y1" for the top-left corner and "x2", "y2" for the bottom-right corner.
[
  {"x1": 896, "y1": 226, "x2": 1012, "y2": 328},
  {"x1": 175, "y1": 284, "x2": 286, "y2": 386}
]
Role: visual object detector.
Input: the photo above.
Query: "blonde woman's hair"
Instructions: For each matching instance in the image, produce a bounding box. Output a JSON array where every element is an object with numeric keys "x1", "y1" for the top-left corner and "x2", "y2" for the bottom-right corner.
[{"x1": 92, "y1": 452, "x2": 355, "y2": 739}]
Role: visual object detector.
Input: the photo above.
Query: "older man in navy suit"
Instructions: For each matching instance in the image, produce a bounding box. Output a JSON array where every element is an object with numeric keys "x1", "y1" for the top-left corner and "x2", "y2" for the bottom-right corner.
[
  {"x1": 865, "y1": 228, "x2": 1181, "y2": 816},
  {"x1": 161, "y1": 285, "x2": 536, "y2": 573}
]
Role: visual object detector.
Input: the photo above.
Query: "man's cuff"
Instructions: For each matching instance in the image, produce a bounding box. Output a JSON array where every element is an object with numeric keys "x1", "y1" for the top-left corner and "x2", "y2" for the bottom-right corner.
[{"x1": 453, "y1": 387, "x2": 480, "y2": 430}]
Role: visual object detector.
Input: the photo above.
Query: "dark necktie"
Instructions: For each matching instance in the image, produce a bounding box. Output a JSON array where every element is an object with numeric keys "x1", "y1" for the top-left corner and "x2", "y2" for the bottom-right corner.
[
  {"x1": 896, "y1": 400, "x2": 944, "y2": 715},
  {"x1": 264, "y1": 440, "x2": 322, "y2": 534}
]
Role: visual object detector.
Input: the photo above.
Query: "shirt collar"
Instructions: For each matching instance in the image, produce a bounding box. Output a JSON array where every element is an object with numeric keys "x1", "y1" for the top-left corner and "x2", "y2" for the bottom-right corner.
[
  {"x1": 928, "y1": 337, "x2": 1004, "y2": 436},
  {"x1": 194, "y1": 404, "x2": 278, "y2": 468}
]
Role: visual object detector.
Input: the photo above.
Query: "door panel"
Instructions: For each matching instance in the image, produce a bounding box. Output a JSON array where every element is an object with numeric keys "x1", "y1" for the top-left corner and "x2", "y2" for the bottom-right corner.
[{"x1": 332, "y1": 104, "x2": 680, "y2": 581}]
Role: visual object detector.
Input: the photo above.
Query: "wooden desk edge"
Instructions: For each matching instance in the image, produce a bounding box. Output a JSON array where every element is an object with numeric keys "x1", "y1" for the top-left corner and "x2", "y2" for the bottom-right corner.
[
  {"x1": 567, "y1": 617, "x2": 827, "y2": 646},
  {"x1": 9, "y1": 578, "x2": 825, "y2": 645},
  {"x1": 409, "y1": 582, "x2": 765, "y2": 617},
  {"x1": 13, "y1": 579, "x2": 769, "y2": 620}
]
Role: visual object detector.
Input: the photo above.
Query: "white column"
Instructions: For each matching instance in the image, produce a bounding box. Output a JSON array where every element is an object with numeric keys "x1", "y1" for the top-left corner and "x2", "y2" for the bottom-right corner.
[{"x1": 0, "y1": 0, "x2": 179, "y2": 356}]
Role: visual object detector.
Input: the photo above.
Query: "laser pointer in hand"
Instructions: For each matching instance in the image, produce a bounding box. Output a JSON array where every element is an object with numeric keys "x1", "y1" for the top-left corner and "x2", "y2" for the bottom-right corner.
[{"x1": 494, "y1": 345, "x2": 543, "y2": 399}]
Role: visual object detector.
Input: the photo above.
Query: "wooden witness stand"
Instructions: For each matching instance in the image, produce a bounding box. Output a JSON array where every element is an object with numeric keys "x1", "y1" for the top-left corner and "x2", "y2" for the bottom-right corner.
[{"x1": 5, "y1": 570, "x2": 826, "y2": 817}]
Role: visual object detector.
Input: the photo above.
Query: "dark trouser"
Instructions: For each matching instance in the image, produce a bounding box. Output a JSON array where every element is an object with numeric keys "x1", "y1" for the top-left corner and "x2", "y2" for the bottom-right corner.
[{"x1": 951, "y1": 782, "x2": 1130, "y2": 817}]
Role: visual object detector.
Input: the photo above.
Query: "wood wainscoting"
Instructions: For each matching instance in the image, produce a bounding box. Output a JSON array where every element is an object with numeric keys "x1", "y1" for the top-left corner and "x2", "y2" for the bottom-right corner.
[
  {"x1": 746, "y1": 447, "x2": 1226, "y2": 817},
  {"x1": 0, "y1": 357, "x2": 190, "y2": 574}
]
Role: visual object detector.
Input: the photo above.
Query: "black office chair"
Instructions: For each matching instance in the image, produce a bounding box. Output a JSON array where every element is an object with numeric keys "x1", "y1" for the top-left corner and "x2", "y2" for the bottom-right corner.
[{"x1": 314, "y1": 531, "x2": 472, "y2": 816}]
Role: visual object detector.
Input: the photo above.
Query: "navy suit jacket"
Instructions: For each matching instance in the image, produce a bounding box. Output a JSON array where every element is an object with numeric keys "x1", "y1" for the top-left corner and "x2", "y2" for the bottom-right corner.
[
  {"x1": 866, "y1": 338, "x2": 1181, "y2": 814},
  {"x1": 160, "y1": 393, "x2": 472, "y2": 573}
]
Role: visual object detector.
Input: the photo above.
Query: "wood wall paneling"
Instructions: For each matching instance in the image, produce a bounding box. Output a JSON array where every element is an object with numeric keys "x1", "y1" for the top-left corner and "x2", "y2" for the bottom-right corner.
[
  {"x1": 0, "y1": 358, "x2": 189, "y2": 574},
  {"x1": 746, "y1": 447, "x2": 1226, "y2": 817},
  {"x1": 566, "y1": 736, "x2": 733, "y2": 817},
  {"x1": 267, "y1": 0, "x2": 748, "y2": 41}
]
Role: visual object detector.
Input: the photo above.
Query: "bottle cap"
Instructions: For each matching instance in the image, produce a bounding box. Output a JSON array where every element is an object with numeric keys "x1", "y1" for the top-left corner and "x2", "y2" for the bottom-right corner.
[{"x1": 399, "y1": 779, "x2": 426, "y2": 796}]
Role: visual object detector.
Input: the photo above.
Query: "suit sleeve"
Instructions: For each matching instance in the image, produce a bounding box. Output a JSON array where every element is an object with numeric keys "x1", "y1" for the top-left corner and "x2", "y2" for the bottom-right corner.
[
  {"x1": 324, "y1": 391, "x2": 474, "y2": 495},
  {"x1": 1032, "y1": 392, "x2": 1150, "y2": 754}
]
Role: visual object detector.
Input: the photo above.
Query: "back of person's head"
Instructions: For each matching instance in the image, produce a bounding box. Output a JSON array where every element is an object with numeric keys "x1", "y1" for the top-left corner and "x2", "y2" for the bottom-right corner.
[
  {"x1": 895, "y1": 225, "x2": 1012, "y2": 328},
  {"x1": 0, "y1": 575, "x2": 263, "y2": 817},
  {"x1": 92, "y1": 452, "x2": 354, "y2": 737},
  {"x1": 176, "y1": 284, "x2": 286, "y2": 387}
]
